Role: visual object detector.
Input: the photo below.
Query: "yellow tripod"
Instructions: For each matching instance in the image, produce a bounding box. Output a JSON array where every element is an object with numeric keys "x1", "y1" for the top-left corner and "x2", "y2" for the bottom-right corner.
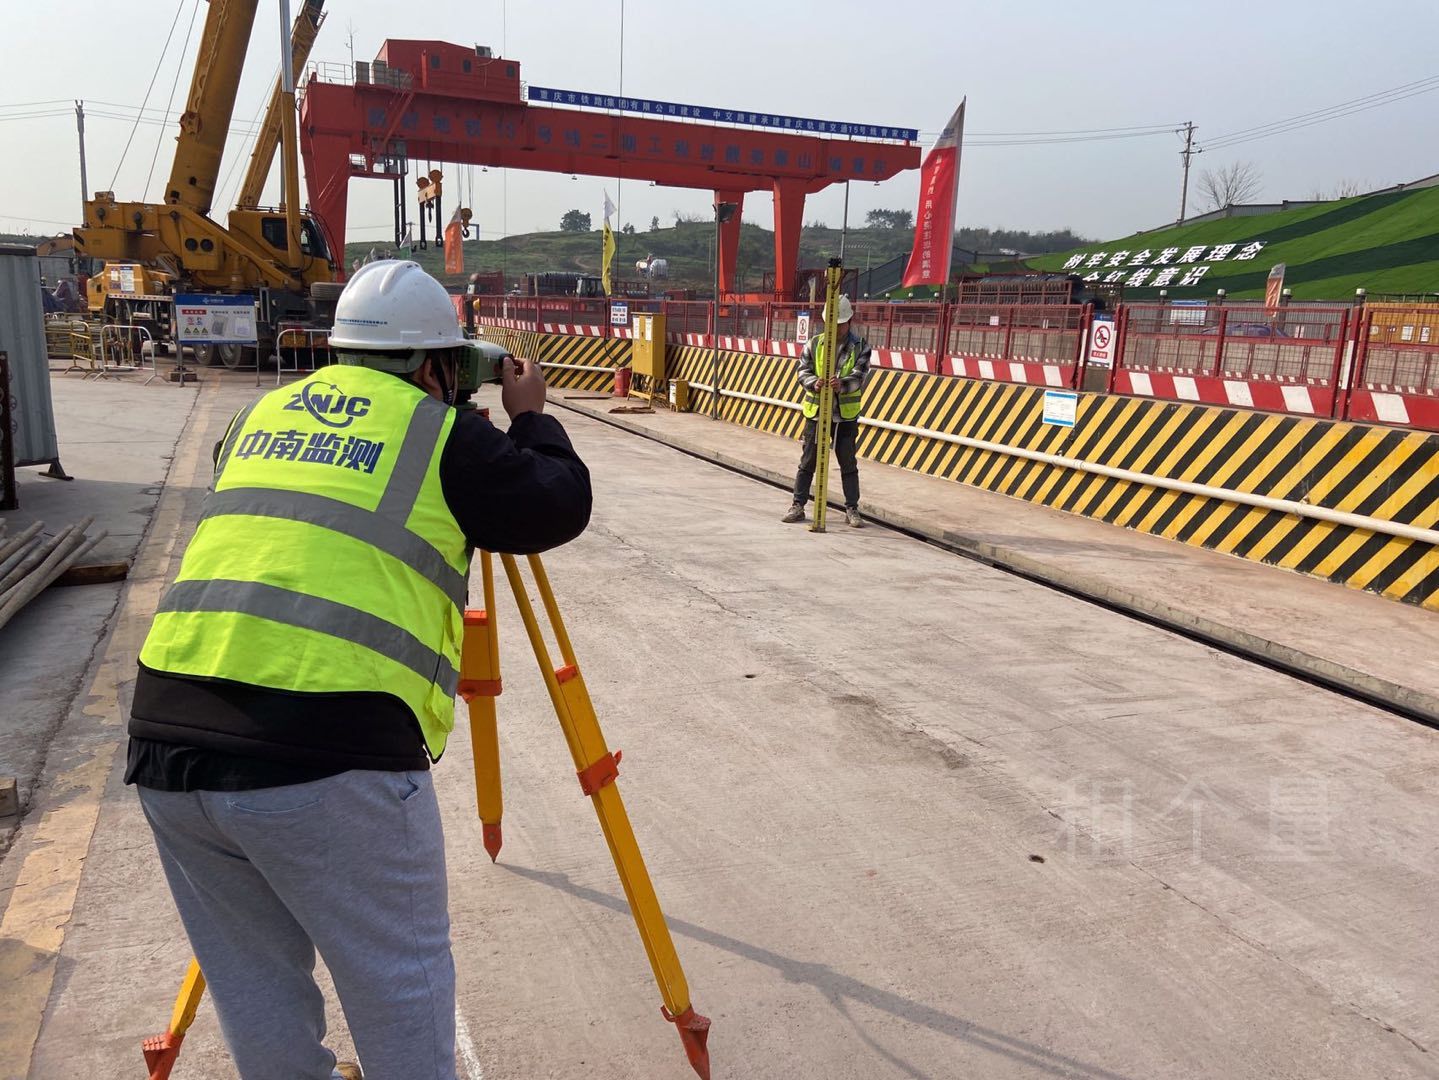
[
  {"x1": 809, "y1": 258, "x2": 844, "y2": 533},
  {"x1": 144, "y1": 552, "x2": 711, "y2": 1080}
]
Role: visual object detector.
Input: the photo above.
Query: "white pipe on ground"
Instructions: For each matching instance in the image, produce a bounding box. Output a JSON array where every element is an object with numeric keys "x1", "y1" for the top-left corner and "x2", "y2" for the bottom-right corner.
[{"x1": 683, "y1": 381, "x2": 1439, "y2": 547}]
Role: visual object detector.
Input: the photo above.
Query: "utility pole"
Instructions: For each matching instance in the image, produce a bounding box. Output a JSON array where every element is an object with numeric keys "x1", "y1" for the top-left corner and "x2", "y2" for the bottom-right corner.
[
  {"x1": 1178, "y1": 121, "x2": 1196, "y2": 224},
  {"x1": 839, "y1": 179, "x2": 850, "y2": 261},
  {"x1": 75, "y1": 100, "x2": 88, "y2": 218}
]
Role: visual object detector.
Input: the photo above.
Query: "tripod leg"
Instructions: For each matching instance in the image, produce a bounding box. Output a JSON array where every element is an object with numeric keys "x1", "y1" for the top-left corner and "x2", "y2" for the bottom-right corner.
[
  {"x1": 460, "y1": 551, "x2": 504, "y2": 862},
  {"x1": 498, "y1": 553, "x2": 711, "y2": 1080},
  {"x1": 142, "y1": 957, "x2": 206, "y2": 1080}
]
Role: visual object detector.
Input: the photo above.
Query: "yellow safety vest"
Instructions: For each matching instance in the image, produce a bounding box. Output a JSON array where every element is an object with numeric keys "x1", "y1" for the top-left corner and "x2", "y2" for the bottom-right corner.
[
  {"x1": 139, "y1": 365, "x2": 468, "y2": 760},
  {"x1": 801, "y1": 332, "x2": 864, "y2": 421}
]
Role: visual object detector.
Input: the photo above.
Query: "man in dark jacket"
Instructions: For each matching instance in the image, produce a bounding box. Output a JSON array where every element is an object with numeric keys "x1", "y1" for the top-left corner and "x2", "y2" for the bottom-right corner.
[{"x1": 127, "y1": 260, "x2": 592, "y2": 1080}]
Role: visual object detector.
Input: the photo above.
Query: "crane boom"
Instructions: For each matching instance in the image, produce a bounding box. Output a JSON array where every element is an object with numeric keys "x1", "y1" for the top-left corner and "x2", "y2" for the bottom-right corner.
[
  {"x1": 236, "y1": 0, "x2": 326, "y2": 209},
  {"x1": 164, "y1": 0, "x2": 261, "y2": 215}
]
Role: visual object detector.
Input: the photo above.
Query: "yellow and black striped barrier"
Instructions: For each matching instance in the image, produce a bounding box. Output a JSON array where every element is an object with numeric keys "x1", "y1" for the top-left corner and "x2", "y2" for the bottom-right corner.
[{"x1": 481, "y1": 325, "x2": 1438, "y2": 610}]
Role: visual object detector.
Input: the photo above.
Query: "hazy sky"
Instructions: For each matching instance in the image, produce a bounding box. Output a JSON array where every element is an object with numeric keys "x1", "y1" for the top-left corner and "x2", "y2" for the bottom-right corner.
[{"x1": 3, "y1": 0, "x2": 1437, "y2": 249}]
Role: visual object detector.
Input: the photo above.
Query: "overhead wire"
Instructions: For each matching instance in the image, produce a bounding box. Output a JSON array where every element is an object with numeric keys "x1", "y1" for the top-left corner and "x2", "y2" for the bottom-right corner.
[
  {"x1": 108, "y1": 0, "x2": 188, "y2": 189},
  {"x1": 1200, "y1": 76, "x2": 1439, "y2": 152},
  {"x1": 215, "y1": 61, "x2": 283, "y2": 211},
  {"x1": 145, "y1": 0, "x2": 202, "y2": 201},
  {"x1": 1201, "y1": 73, "x2": 1439, "y2": 148}
]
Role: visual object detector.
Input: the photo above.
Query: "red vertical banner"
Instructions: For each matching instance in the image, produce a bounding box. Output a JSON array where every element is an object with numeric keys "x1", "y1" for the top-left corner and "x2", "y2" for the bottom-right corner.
[
  {"x1": 902, "y1": 99, "x2": 965, "y2": 288},
  {"x1": 444, "y1": 208, "x2": 464, "y2": 275},
  {"x1": 1264, "y1": 263, "x2": 1286, "y2": 316}
]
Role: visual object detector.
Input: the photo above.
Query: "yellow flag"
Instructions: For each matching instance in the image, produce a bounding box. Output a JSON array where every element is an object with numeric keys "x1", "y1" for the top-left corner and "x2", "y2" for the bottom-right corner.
[{"x1": 602, "y1": 221, "x2": 616, "y2": 296}]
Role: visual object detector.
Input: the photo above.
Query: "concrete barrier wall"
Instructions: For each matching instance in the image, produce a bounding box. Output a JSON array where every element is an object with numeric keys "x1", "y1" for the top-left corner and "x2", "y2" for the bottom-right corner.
[{"x1": 481, "y1": 325, "x2": 1439, "y2": 610}]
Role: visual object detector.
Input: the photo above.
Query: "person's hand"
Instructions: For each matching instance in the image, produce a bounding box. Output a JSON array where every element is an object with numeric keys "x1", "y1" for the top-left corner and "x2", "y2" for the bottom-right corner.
[
  {"x1": 828, "y1": 376, "x2": 842, "y2": 389},
  {"x1": 501, "y1": 355, "x2": 547, "y2": 419}
]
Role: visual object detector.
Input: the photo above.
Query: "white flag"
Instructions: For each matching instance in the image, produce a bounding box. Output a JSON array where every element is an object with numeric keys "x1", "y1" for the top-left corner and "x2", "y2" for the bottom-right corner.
[
  {"x1": 399, "y1": 224, "x2": 413, "y2": 252},
  {"x1": 603, "y1": 190, "x2": 616, "y2": 229}
]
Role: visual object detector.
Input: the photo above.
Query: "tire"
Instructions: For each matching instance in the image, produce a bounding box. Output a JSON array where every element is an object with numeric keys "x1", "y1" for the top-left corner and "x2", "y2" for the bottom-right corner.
[
  {"x1": 216, "y1": 343, "x2": 243, "y2": 369},
  {"x1": 193, "y1": 343, "x2": 217, "y2": 366}
]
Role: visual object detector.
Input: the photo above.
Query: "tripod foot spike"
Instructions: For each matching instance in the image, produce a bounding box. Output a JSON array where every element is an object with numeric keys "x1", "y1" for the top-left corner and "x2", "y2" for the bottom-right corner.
[
  {"x1": 482, "y1": 823, "x2": 503, "y2": 863},
  {"x1": 142, "y1": 1031, "x2": 184, "y2": 1080},
  {"x1": 662, "y1": 1005, "x2": 712, "y2": 1080}
]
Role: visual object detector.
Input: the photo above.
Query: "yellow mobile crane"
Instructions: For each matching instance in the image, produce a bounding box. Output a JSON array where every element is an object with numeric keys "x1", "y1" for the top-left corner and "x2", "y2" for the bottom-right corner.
[{"x1": 76, "y1": 0, "x2": 339, "y2": 368}]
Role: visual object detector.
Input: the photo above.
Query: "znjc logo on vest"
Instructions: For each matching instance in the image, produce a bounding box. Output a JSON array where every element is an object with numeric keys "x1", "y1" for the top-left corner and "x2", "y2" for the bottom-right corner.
[{"x1": 284, "y1": 383, "x2": 374, "y2": 428}]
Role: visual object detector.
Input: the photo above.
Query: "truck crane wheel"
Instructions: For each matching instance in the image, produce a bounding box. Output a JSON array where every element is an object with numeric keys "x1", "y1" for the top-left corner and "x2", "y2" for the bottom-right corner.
[{"x1": 192, "y1": 343, "x2": 242, "y2": 368}]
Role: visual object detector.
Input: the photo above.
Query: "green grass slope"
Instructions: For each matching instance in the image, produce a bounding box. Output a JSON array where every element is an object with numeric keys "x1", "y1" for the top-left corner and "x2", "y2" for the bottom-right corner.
[{"x1": 1026, "y1": 186, "x2": 1439, "y2": 301}]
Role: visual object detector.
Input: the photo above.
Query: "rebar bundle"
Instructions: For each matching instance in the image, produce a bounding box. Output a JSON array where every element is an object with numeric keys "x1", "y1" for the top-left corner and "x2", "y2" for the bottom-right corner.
[{"x1": 0, "y1": 518, "x2": 109, "y2": 634}]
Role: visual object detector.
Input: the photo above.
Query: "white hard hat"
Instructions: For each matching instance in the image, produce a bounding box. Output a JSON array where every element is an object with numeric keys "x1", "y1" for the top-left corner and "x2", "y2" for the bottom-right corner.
[
  {"x1": 328, "y1": 260, "x2": 464, "y2": 358},
  {"x1": 825, "y1": 294, "x2": 854, "y2": 324}
]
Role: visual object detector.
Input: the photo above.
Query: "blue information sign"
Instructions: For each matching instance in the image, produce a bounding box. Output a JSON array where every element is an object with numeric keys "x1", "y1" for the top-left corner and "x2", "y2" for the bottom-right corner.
[
  {"x1": 174, "y1": 293, "x2": 258, "y2": 345},
  {"x1": 526, "y1": 86, "x2": 918, "y2": 143}
]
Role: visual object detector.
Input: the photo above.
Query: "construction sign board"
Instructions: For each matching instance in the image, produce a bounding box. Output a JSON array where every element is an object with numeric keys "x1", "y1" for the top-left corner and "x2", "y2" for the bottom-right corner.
[
  {"x1": 174, "y1": 294, "x2": 257, "y2": 345},
  {"x1": 1042, "y1": 389, "x2": 1078, "y2": 428},
  {"x1": 1087, "y1": 317, "x2": 1115, "y2": 368}
]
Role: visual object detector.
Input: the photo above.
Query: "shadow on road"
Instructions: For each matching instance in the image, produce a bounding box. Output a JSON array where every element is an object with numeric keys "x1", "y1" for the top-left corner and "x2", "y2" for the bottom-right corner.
[{"x1": 501, "y1": 863, "x2": 1134, "y2": 1080}]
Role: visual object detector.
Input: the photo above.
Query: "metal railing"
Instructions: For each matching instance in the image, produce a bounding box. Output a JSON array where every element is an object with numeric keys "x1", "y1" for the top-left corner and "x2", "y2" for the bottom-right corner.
[
  {"x1": 270, "y1": 328, "x2": 333, "y2": 386},
  {"x1": 472, "y1": 295, "x2": 1439, "y2": 431},
  {"x1": 1117, "y1": 302, "x2": 1350, "y2": 384}
]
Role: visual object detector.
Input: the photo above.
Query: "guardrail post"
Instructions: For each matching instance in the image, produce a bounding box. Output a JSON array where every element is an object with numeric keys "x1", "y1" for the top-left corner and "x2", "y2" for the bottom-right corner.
[
  {"x1": 1326, "y1": 308, "x2": 1350, "y2": 418},
  {"x1": 1107, "y1": 307, "x2": 1126, "y2": 393},
  {"x1": 938, "y1": 301, "x2": 955, "y2": 377},
  {"x1": 1210, "y1": 307, "x2": 1229, "y2": 379},
  {"x1": 1001, "y1": 304, "x2": 1016, "y2": 362},
  {"x1": 1342, "y1": 309, "x2": 1371, "y2": 421},
  {"x1": 1073, "y1": 303, "x2": 1093, "y2": 390}
]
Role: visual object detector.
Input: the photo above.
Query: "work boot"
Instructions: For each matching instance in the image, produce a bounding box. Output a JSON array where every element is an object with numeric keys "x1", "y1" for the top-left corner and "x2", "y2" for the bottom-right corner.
[
  {"x1": 845, "y1": 506, "x2": 863, "y2": 528},
  {"x1": 334, "y1": 1064, "x2": 363, "y2": 1080},
  {"x1": 781, "y1": 502, "x2": 806, "y2": 524}
]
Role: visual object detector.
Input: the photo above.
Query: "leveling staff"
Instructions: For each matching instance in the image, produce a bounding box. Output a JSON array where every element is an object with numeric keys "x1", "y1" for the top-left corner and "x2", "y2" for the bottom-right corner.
[{"x1": 125, "y1": 260, "x2": 592, "y2": 1080}]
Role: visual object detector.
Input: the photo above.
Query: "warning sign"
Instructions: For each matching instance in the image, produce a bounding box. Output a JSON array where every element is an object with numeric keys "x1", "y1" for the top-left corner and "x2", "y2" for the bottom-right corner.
[
  {"x1": 1087, "y1": 317, "x2": 1115, "y2": 369},
  {"x1": 174, "y1": 293, "x2": 257, "y2": 345}
]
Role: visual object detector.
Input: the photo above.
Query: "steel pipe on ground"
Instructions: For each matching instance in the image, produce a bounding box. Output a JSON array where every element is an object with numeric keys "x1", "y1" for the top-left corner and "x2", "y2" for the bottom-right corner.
[{"x1": 685, "y1": 382, "x2": 1439, "y2": 548}]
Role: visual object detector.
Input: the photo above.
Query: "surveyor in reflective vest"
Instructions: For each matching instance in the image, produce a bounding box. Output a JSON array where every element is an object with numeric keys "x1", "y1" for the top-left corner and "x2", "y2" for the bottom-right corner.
[
  {"x1": 782, "y1": 293, "x2": 873, "y2": 527},
  {"x1": 125, "y1": 260, "x2": 592, "y2": 1080}
]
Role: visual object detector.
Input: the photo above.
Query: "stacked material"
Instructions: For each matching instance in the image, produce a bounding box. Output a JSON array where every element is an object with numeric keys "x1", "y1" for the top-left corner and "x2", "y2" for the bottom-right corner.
[{"x1": 0, "y1": 518, "x2": 108, "y2": 633}]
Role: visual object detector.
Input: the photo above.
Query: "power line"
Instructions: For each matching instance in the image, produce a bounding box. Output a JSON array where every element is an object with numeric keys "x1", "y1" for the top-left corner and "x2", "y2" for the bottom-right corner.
[
  {"x1": 0, "y1": 109, "x2": 74, "y2": 123},
  {"x1": 967, "y1": 122, "x2": 1178, "y2": 137},
  {"x1": 145, "y1": 0, "x2": 202, "y2": 201},
  {"x1": 108, "y1": 0, "x2": 189, "y2": 190},
  {"x1": 1201, "y1": 74, "x2": 1439, "y2": 152},
  {"x1": 1203, "y1": 73, "x2": 1439, "y2": 144}
]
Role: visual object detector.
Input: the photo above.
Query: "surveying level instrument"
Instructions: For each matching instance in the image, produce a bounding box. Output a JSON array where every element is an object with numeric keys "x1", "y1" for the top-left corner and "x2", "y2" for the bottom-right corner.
[
  {"x1": 454, "y1": 338, "x2": 509, "y2": 411},
  {"x1": 809, "y1": 257, "x2": 845, "y2": 533},
  {"x1": 143, "y1": 551, "x2": 711, "y2": 1080}
]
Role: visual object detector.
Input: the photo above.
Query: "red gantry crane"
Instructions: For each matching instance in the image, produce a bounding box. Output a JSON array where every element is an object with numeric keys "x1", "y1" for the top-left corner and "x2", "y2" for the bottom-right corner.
[{"x1": 300, "y1": 40, "x2": 919, "y2": 297}]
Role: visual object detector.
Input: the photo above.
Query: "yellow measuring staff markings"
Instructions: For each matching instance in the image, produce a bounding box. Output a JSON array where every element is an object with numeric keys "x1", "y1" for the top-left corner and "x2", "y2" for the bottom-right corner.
[{"x1": 810, "y1": 258, "x2": 844, "y2": 533}]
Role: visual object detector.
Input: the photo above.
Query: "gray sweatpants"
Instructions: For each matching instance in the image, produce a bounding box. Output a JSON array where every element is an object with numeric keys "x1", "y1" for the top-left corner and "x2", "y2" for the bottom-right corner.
[{"x1": 138, "y1": 769, "x2": 457, "y2": 1080}]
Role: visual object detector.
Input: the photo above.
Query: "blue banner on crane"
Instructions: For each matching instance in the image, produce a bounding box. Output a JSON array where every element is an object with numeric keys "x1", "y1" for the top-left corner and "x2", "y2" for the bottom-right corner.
[{"x1": 525, "y1": 86, "x2": 918, "y2": 143}]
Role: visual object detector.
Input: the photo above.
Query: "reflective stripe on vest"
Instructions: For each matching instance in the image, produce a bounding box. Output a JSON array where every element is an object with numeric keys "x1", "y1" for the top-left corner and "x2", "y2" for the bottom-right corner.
[
  {"x1": 139, "y1": 366, "x2": 468, "y2": 759},
  {"x1": 156, "y1": 578, "x2": 459, "y2": 695},
  {"x1": 802, "y1": 333, "x2": 863, "y2": 421}
]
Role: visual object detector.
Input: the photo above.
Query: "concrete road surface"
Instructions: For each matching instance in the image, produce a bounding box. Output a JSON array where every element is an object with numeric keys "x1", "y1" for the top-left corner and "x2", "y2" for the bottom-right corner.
[{"x1": 6, "y1": 374, "x2": 1437, "y2": 1080}]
